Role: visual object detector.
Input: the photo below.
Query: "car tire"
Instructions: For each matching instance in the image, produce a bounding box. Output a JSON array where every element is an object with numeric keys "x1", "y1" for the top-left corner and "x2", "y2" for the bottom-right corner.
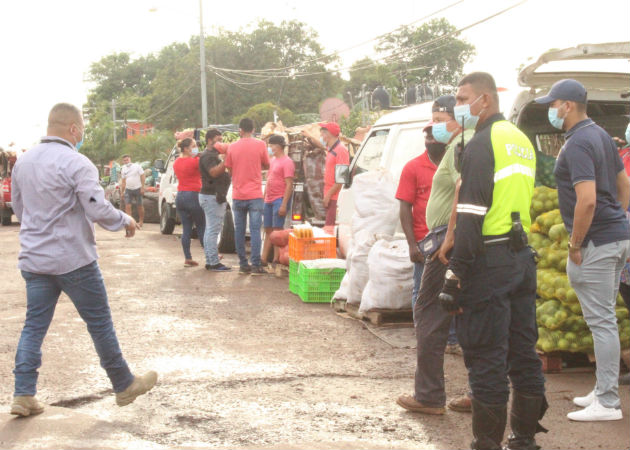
[
  {"x1": 1, "y1": 207, "x2": 11, "y2": 226},
  {"x1": 218, "y1": 205, "x2": 236, "y2": 253},
  {"x1": 160, "y1": 202, "x2": 175, "y2": 235}
]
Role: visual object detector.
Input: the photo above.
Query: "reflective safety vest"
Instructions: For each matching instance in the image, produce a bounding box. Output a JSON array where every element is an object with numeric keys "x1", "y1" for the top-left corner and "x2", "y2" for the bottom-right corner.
[{"x1": 482, "y1": 121, "x2": 536, "y2": 236}]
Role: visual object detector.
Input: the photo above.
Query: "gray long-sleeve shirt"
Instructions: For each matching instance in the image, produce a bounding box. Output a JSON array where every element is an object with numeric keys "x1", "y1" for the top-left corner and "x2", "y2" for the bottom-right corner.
[{"x1": 11, "y1": 137, "x2": 131, "y2": 275}]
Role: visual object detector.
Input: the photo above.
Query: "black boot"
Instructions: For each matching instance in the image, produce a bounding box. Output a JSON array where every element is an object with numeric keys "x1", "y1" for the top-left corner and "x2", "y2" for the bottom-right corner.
[
  {"x1": 471, "y1": 398, "x2": 507, "y2": 450},
  {"x1": 504, "y1": 391, "x2": 549, "y2": 450}
]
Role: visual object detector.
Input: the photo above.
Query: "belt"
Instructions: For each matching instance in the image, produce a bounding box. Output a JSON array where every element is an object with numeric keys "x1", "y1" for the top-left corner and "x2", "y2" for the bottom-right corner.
[{"x1": 483, "y1": 233, "x2": 510, "y2": 246}]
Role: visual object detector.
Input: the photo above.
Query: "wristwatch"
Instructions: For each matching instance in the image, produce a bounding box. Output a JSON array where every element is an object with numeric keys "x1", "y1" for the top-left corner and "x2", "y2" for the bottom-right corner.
[{"x1": 567, "y1": 241, "x2": 580, "y2": 252}]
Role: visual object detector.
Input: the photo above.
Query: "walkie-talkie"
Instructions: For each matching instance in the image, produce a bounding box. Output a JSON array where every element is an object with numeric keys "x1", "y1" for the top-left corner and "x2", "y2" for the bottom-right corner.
[{"x1": 454, "y1": 116, "x2": 466, "y2": 173}]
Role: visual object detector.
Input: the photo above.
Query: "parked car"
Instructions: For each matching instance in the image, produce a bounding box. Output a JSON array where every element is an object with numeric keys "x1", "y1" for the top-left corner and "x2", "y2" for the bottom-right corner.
[{"x1": 334, "y1": 42, "x2": 630, "y2": 257}]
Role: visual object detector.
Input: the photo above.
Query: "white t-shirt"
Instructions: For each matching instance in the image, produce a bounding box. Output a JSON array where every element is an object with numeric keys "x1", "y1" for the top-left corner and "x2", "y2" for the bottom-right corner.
[{"x1": 121, "y1": 163, "x2": 144, "y2": 190}]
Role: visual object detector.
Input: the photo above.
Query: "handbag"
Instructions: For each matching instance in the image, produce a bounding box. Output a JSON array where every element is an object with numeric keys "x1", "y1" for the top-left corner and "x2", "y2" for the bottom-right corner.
[{"x1": 418, "y1": 225, "x2": 448, "y2": 259}]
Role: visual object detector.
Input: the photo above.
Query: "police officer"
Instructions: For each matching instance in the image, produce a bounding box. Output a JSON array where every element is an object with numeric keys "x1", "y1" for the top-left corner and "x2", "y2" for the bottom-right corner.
[{"x1": 439, "y1": 72, "x2": 547, "y2": 450}]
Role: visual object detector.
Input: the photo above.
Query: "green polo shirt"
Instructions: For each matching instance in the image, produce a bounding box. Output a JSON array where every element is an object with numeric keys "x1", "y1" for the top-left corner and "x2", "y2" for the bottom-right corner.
[{"x1": 425, "y1": 129, "x2": 475, "y2": 230}]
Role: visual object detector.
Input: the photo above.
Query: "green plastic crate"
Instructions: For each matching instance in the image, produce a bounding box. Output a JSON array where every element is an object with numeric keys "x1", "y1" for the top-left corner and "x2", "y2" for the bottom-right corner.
[
  {"x1": 297, "y1": 287, "x2": 337, "y2": 303},
  {"x1": 296, "y1": 262, "x2": 345, "y2": 293},
  {"x1": 289, "y1": 259, "x2": 300, "y2": 295}
]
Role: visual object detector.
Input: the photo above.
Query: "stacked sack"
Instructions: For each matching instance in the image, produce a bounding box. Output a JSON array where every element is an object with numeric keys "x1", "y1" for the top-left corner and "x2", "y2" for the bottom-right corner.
[{"x1": 528, "y1": 186, "x2": 630, "y2": 353}]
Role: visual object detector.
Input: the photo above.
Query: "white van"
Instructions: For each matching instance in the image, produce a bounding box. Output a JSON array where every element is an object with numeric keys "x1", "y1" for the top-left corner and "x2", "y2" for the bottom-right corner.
[{"x1": 335, "y1": 42, "x2": 630, "y2": 257}]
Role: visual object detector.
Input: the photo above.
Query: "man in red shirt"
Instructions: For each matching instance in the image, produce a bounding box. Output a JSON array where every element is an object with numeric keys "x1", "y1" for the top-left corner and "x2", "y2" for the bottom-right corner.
[
  {"x1": 395, "y1": 123, "x2": 442, "y2": 310},
  {"x1": 225, "y1": 118, "x2": 270, "y2": 275},
  {"x1": 320, "y1": 122, "x2": 350, "y2": 226}
]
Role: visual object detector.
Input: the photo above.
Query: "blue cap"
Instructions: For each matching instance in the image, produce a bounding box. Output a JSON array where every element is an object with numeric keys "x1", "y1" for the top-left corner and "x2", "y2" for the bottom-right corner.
[{"x1": 535, "y1": 79, "x2": 587, "y2": 104}]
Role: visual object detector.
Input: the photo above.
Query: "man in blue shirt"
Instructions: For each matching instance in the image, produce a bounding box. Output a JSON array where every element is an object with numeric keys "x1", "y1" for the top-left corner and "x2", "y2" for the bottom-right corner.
[
  {"x1": 10, "y1": 103, "x2": 157, "y2": 416},
  {"x1": 536, "y1": 80, "x2": 630, "y2": 422}
]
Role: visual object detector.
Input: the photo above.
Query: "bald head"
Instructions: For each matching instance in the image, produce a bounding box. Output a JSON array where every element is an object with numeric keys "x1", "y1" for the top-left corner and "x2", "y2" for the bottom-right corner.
[{"x1": 47, "y1": 103, "x2": 84, "y2": 146}]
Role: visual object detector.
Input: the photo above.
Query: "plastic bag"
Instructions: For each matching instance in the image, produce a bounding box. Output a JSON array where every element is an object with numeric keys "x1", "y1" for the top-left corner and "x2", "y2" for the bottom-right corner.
[
  {"x1": 359, "y1": 239, "x2": 413, "y2": 312},
  {"x1": 346, "y1": 230, "x2": 377, "y2": 304}
]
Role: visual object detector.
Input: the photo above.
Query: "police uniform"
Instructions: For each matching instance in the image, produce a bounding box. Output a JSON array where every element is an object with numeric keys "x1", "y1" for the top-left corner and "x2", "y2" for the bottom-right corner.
[{"x1": 449, "y1": 113, "x2": 547, "y2": 450}]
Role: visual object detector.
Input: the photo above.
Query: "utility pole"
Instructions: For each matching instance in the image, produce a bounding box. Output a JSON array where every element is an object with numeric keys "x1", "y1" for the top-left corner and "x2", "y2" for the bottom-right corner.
[
  {"x1": 199, "y1": 0, "x2": 208, "y2": 128},
  {"x1": 111, "y1": 99, "x2": 117, "y2": 148}
]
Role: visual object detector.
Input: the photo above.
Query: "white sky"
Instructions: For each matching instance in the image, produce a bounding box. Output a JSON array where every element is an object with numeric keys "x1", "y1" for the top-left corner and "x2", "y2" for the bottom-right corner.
[{"x1": 1, "y1": 0, "x2": 628, "y2": 149}]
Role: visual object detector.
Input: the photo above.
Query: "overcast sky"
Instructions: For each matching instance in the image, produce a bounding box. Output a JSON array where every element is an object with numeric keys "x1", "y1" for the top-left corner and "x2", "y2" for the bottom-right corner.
[{"x1": 1, "y1": 0, "x2": 628, "y2": 149}]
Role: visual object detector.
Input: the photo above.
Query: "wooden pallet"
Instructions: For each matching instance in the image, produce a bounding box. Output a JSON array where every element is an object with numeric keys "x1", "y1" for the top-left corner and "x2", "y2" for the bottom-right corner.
[
  {"x1": 334, "y1": 300, "x2": 413, "y2": 327},
  {"x1": 537, "y1": 351, "x2": 595, "y2": 374}
]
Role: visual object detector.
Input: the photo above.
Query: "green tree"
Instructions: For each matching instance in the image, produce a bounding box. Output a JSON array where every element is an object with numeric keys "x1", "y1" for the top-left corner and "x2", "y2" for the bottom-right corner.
[
  {"x1": 234, "y1": 102, "x2": 296, "y2": 129},
  {"x1": 119, "y1": 130, "x2": 175, "y2": 164},
  {"x1": 375, "y1": 18, "x2": 475, "y2": 100}
]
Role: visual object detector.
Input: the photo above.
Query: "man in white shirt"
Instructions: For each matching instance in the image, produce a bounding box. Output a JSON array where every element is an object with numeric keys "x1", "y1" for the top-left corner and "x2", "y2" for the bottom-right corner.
[{"x1": 120, "y1": 155, "x2": 146, "y2": 227}]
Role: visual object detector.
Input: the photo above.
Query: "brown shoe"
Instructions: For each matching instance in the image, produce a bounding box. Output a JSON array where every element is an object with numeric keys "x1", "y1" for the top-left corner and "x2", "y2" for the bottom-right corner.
[
  {"x1": 11, "y1": 396, "x2": 45, "y2": 417},
  {"x1": 184, "y1": 260, "x2": 199, "y2": 267},
  {"x1": 396, "y1": 394, "x2": 445, "y2": 415},
  {"x1": 448, "y1": 394, "x2": 472, "y2": 413},
  {"x1": 116, "y1": 371, "x2": 158, "y2": 407}
]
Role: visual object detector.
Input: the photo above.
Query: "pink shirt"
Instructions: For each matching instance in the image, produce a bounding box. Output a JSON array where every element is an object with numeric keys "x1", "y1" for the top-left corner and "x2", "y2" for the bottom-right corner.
[
  {"x1": 324, "y1": 141, "x2": 350, "y2": 201},
  {"x1": 225, "y1": 138, "x2": 270, "y2": 200},
  {"x1": 265, "y1": 155, "x2": 295, "y2": 203}
]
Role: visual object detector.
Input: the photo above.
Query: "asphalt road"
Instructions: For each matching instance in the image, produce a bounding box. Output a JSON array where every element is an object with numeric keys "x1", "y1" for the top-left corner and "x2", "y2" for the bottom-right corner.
[{"x1": 0, "y1": 223, "x2": 628, "y2": 449}]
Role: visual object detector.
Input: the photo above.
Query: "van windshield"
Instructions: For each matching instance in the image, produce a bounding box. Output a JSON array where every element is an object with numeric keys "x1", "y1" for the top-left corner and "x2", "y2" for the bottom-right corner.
[{"x1": 353, "y1": 129, "x2": 389, "y2": 177}]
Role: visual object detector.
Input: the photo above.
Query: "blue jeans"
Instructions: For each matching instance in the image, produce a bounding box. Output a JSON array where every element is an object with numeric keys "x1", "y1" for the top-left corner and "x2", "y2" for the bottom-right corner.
[
  {"x1": 176, "y1": 191, "x2": 205, "y2": 260},
  {"x1": 233, "y1": 198, "x2": 264, "y2": 268},
  {"x1": 264, "y1": 197, "x2": 291, "y2": 229},
  {"x1": 14, "y1": 261, "x2": 134, "y2": 396},
  {"x1": 199, "y1": 193, "x2": 226, "y2": 266}
]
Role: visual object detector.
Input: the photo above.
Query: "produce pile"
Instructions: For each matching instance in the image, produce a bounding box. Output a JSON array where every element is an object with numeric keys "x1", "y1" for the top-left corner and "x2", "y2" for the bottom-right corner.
[{"x1": 528, "y1": 186, "x2": 630, "y2": 353}]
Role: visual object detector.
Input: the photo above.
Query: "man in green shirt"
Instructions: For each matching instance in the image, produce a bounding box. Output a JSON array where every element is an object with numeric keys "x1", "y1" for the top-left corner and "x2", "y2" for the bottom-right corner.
[{"x1": 398, "y1": 95, "x2": 474, "y2": 415}]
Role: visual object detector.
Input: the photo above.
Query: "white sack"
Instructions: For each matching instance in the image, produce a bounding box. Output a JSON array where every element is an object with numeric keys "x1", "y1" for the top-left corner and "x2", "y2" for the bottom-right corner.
[
  {"x1": 350, "y1": 169, "x2": 399, "y2": 236},
  {"x1": 346, "y1": 229, "x2": 377, "y2": 305},
  {"x1": 333, "y1": 272, "x2": 350, "y2": 301},
  {"x1": 359, "y1": 239, "x2": 414, "y2": 313}
]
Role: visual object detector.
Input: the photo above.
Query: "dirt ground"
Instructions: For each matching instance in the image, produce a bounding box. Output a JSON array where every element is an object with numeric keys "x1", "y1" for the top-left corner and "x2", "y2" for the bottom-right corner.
[{"x1": 0, "y1": 223, "x2": 629, "y2": 449}]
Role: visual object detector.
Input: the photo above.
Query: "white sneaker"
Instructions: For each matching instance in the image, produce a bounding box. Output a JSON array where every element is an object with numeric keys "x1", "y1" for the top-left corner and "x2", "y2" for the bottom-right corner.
[
  {"x1": 567, "y1": 397, "x2": 623, "y2": 422},
  {"x1": 573, "y1": 390, "x2": 595, "y2": 408}
]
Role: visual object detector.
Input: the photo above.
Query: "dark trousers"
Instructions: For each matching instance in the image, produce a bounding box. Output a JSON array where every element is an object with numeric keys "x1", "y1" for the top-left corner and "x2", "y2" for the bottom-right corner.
[
  {"x1": 457, "y1": 244, "x2": 545, "y2": 405},
  {"x1": 414, "y1": 256, "x2": 454, "y2": 407},
  {"x1": 619, "y1": 282, "x2": 630, "y2": 312},
  {"x1": 176, "y1": 191, "x2": 205, "y2": 260}
]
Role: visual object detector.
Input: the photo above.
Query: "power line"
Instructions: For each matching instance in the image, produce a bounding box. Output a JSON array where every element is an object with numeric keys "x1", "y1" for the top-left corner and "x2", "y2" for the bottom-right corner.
[{"x1": 207, "y1": 0, "x2": 467, "y2": 76}]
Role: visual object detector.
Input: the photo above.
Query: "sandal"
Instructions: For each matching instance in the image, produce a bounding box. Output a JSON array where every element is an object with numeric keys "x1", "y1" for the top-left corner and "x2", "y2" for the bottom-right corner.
[{"x1": 184, "y1": 260, "x2": 199, "y2": 267}]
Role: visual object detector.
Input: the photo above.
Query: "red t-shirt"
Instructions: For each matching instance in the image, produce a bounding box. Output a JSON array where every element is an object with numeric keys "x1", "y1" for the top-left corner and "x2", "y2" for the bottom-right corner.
[
  {"x1": 173, "y1": 156, "x2": 201, "y2": 192},
  {"x1": 324, "y1": 141, "x2": 350, "y2": 201},
  {"x1": 265, "y1": 155, "x2": 295, "y2": 203},
  {"x1": 619, "y1": 146, "x2": 630, "y2": 177},
  {"x1": 395, "y1": 151, "x2": 437, "y2": 242},
  {"x1": 225, "y1": 138, "x2": 270, "y2": 200}
]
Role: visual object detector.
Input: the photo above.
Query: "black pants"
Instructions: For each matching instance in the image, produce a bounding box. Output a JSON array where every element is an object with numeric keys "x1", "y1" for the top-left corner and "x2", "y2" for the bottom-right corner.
[
  {"x1": 457, "y1": 244, "x2": 545, "y2": 405},
  {"x1": 619, "y1": 282, "x2": 630, "y2": 312},
  {"x1": 413, "y1": 256, "x2": 453, "y2": 407}
]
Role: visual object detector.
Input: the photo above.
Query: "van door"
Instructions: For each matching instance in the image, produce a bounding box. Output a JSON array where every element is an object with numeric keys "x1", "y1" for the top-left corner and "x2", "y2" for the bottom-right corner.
[{"x1": 385, "y1": 124, "x2": 427, "y2": 184}]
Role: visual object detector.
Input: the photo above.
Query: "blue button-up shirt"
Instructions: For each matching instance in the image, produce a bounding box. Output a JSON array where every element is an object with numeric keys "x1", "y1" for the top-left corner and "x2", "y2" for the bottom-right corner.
[{"x1": 11, "y1": 137, "x2": 130, "y2": 275}]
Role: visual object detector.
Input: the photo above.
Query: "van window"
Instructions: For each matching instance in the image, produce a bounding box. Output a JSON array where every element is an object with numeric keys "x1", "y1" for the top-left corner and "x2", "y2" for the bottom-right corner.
[
  {"x1": 353, "y1": 129, "x2": 389, "y2": 177},
  {"x1": 389, "y1": 126, "x2": 426, "y2": 180}
]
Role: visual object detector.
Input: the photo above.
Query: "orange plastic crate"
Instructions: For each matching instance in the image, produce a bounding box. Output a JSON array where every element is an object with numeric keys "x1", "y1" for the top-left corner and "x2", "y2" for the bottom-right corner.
[{"x1": 288, "y1": 233, "x2": 336, "y2": 261}]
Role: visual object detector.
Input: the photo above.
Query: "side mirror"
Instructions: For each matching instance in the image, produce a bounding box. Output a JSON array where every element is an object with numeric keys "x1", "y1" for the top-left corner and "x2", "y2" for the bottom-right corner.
[
  {"x1": 335, "y1": 164, "x2": 350, "y2": 186},
  {"x1": 154, "y1": 159, "x2": 165, "y2": 173}
]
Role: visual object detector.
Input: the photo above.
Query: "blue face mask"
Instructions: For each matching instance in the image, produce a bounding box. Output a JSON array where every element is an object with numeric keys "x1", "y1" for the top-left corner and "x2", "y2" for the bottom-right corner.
[
  {"x1": 268, "y1": 146, "x2": 274, "y2": 156},
  {"x1": 73, "y1": 125, "x2": 84, "y2": 150},
  {"x1": 432, "y1": 122, "x2": 454, "y2": 144},
  {"x1": 454, "y1": 95, "x2": 483, "y2": 130},
  {"x1": 625, "y1": 123, "x2": 630, "y2": 145},
  {"x1": 320, "y1": 137, "x2": 327, "y2": 148},
  {"x1": 191, "y1": 147, "x2": 199, "y2": 155},
  {"x1": 548, "y1": 106, "x2": 565, "y2": 130}
]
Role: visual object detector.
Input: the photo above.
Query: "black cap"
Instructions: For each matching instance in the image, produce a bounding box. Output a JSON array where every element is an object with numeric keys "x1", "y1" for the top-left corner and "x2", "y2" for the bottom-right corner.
[
  {"x1": 268, "y1": 134, "x2": 287, "y2": 147},
  {"x1": 535, "y1": 79, "x2": 587, "y2": 104},
  {"x1": 432, "y1": 95, "x2": 456, "y2": 114}
]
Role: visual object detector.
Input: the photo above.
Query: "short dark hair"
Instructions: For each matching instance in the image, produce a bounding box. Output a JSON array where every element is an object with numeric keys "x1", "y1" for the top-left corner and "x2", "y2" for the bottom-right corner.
[
  {"x1": 206, "y1": 128, "x2": 222, "y2": 144},
  {"x1": 239, "y1": 118, "x2": 254, "y2": 133},
  {"x1": 178, "y1": 138, "x2": 194, "y2": 151},
  {"x1": 458, "y1": 72, "x2": 499, "y2": 103},
  {"x1": 121, "y1": 154, "x2": 131, "y2": 159},
  {"x1": 268, "y1": 134, "x2": 286, "y2": 147}
]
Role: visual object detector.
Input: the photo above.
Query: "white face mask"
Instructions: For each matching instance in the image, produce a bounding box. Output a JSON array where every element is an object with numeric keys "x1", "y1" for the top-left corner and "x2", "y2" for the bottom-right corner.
[{"x1": 191, "y1": 147, "x2": 199, "y2": 155}]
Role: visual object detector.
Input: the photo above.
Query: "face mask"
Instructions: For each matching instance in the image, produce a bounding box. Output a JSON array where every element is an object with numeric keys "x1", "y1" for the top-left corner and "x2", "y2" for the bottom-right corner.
[
  {"x1": 548, "y1": 104, "x2": 566, "y2": 130},
  {"x1": 625, "y1": 123, "x2": 630, "y2": 145},
  {"x1": 432, "y1": 122, "x2": 454, "y2": 144},
  {"x1": 320, "y1": 137, "x2": 327, "y2": 148},
  {"x1": 73, "y1": 125, "x2": 84, "y2": 150},
  {"x1": 191, "y1": 147, "x2": 199, "y2": 155},
  {"x1": 454, "y1": 95, "x2": 484, "y2": 130},
  {"x1": 268, "y1": 146, "x2": 274, "y2": 156},
  {"x1": 427, "y1": 142, "x2": 447, "y2": 160}
]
